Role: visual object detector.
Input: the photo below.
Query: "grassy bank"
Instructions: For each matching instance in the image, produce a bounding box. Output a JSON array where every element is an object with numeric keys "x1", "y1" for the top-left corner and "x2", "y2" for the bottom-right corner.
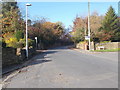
[{"x1": 91, "y1": 48, "x2": 120, "y2": 52}]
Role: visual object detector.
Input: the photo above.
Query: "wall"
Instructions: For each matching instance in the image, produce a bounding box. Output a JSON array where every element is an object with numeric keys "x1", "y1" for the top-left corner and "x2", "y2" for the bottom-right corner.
[
  {"x1": 76, "y1": 41, "x2": 89, "y2": 50},
  {"x1": 2, "y1": 47, "x2": 36, "y2": 68},
  {"x1": 95, "y1": 42, "x2": 120, "y2": 50},
  {"x1": 76, "y1": 42, "x2": 120, "y2": 50},
  {"x1": 2, "y1": 48, "x2": 18, "y2": 67}
]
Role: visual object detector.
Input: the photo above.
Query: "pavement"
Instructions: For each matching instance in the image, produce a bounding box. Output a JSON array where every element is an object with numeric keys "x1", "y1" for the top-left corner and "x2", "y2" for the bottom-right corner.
[{"x1": 2, "y1": 46, "x2": 118, "y2": 88}]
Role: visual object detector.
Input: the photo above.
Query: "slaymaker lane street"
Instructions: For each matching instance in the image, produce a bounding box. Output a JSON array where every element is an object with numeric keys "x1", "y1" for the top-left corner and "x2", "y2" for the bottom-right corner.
[{"x1": 3, "y1": 46, "x2": 118, "y2": 88}]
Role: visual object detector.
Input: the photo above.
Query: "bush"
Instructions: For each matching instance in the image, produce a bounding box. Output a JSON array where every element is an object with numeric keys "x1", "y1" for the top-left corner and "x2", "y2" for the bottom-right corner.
[
  {"x1": 78, "y1": 41, "x2": 88, "y2": 45},
  {"x1": 19, "y1": 38, "x2": 34, "y2": 47},
  {"x1": 16, "y1": 42, "x2": 24, "y2": 48},
  {"x1": 3, "y1": 32, "x2": 34, "y2": 48},
  {"x1": 71, "y1": 36, "x2": 82, "y2": 43},
  {"x1": 0, "y1": 39, "x2": 6, "y2": 48},
  {"x1": 19, "y1": 38, "x2": 25, "y2": 47},
  {"x1": 93, "y1": 37, "x2": 100, "y2": 43},
  {"x1": 14, "y1": 30, "x2": 24, "y2": 41},
  {"x1": 3, "y1": 33, "x2": 18, "y2": 48},
  {"x1": 28, "y1": 38, "x2": 34, "y2": 47},
  {"x1": 5, "y1": 37, "x2": 18, "y2": 48}
]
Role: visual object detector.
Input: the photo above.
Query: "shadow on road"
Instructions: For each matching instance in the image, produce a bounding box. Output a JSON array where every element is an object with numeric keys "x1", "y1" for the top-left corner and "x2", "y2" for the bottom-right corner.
[
  {"x1": 29, "y1": 60, "x2": 52, "y2": 66},
  {"x1": 2, "y1": 46, "x2": 71, "y2": 75},
  {"x1": 26, "y1": 50, "x2": 58, "y2": 67},
  {"x1": 27, "y1": 45, "x2": 72, "y2": 67}
]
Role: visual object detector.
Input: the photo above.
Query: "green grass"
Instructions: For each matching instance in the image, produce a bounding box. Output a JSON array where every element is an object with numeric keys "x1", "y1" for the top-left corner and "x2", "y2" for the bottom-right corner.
[
  {"x1": 91, "y1": 48, "x2": 120, "y2": 52},
  {"x1": 100, "y1": 41, "x2": 111, "y2": 44},
  {"x1": 0, "y1": 37, "x2": 2, "y2": 41}
]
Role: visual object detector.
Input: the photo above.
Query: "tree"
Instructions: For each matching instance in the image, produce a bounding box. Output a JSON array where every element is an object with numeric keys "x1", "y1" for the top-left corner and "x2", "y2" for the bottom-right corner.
[
  {"x1": 90, "y1": 12, "x2": 103, "y2": 41},
  {"x1": 1, "y1": 0, "x2": 25, "y2": 34},
  {"x1": 72, "y1": 16, "x2": 86, "y2": 43},
  {"x1": 101, "y1": 6, "x2": 119, "y2": 41},
  {"x1": 2, "y1": 0, "x2": 19, "y2": 18},
  {"x1": 71, "y1": 13, "x2": 103, "y2": 43},
  {"x1": 28, "y1": 19, "x2": 65, "y2": 48},
  {"x1": 71, "y1": 28, "x2": 85, "y2": 43},
  {"x1": 1, "y1": 0, "x2": 26, "y2": 48}
]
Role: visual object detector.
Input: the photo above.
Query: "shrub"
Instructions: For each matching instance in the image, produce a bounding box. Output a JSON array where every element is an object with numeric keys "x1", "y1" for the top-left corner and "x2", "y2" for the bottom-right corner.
[
  {"x1": 79, "y1": 41, "x2": 87, "y2": 44},
  {"x1": 5, "y1": 37, "x2": 18, "y2": 48},
  {"x1": 14, "y1": 30, "x2": 24, "y2": 41},
  {"x1": 3, "y1": 32, "x2": 18, "y2": 48},
  {"x1": 19, "y1": 38, "x2": 25, "y2": 47},
  {"x1": 0, "y1": 38, "x2": 6, "y2": 48},
  {"x1": 3, "y1": 32, "x2": 24, "y2": 48},
  {"x1": 19, "y1": 38, "x2": 34, "y2": 47},
  {"x1": 28, "y1": 38, "x2": 34, "y2": 47},
  {"x1": 16, "y1": 42, "x2": 24, "y2": 48},
  {"x1": 71, "y1": 36, "x2": 82, "y2": 43},
  {"x1": 3, "y1": 32, "x2": 34, "y2": 48}
]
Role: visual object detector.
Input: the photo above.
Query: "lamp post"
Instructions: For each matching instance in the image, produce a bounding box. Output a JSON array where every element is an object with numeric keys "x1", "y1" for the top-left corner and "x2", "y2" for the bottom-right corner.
[
  {"x1": 88, "y1": 0, "x2": 91, "y2": 50},
  {"x1": 26, "y1": 3, "x2": 32, "y2": 58}
]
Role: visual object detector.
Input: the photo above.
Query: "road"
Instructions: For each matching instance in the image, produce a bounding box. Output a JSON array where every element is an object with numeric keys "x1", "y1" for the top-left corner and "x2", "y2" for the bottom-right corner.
[{"x1": 3, "y1": 46, "x2": 118, "y2": 88}]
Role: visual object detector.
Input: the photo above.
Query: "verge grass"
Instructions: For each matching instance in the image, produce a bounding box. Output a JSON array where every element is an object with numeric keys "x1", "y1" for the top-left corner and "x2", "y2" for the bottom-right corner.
[{"x1": 91, "y1": 48, "x2": 120, "y2": 52}]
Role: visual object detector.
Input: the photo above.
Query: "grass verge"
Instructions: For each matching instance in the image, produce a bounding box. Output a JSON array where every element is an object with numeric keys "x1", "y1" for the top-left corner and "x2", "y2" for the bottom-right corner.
[{"x1": 91, "y1": 48, "x2": 120, "y2": 52}]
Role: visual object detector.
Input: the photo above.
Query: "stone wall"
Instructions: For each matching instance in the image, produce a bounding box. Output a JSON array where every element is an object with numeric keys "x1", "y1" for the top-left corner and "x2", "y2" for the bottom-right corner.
[
  {"x1": 2, "y1": 48, "x2": 18, "y2": 67},
  {"x1": 76, "y1": 41, "x2": 120, "y2": 50},
  {"x1": 95, "y1": 42, "x2": 120, "y2": 50},
  {"x1": 76, "y1": 41, "x2": 89, "y2": 50},
  {"x1": 2, "y1": 47, "x2": 36, "y2": 68}
]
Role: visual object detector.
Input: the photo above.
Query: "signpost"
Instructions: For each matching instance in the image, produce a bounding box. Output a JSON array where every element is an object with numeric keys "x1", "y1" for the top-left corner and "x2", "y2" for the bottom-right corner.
[
  {"x1": 35, "y1": 37, "x2": 37, "y2": 48},
  {"x1": 85, "y1": 36, "x2": 90, "y2": 40}
]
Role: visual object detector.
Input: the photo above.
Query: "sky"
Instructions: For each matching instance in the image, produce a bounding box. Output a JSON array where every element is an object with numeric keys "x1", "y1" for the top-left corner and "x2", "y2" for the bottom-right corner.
[{"x1": 18, "y1": 2, "x2": 119, "y2": 29}]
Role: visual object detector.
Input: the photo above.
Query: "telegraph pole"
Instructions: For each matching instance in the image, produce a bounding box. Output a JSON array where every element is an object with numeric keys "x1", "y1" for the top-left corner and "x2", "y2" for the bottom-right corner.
[
  {"x1": 118, "y1": 1, "x2": 120, "y2": 17},
  {"x1": 88, "y1": 0, "x2": 91, "y2": 50},
  {"x1": 84, "y1": 22, "x2": 86, "y2": 36}
]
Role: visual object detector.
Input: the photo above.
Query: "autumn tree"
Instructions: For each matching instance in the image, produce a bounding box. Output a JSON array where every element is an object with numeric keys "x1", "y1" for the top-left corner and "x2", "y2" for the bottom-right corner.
[
  {"x1": 90, "y1": 12, "x2": 103, "y2": 41},
  {"x1": 28, "y1": 19, "x2": 65, "y2": 48},
  {"x1": 1, "y1": 0, "x2": 25, "y2": 34},
  {"x1": 71, "y1": 16, "x2": 86, "y2": 43},
  {"x1": 72, "y1": 12, "x2": 103, "y2": 43},
  {"x1": 1, "y1": 0, "x2": 27, "y2": 48}
]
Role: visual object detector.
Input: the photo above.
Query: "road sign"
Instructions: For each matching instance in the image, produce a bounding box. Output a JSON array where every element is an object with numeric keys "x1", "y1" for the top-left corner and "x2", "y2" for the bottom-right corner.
[
  {"x1": 35, "y1": 37, "x2": 37, "y2": 40},
  {"x1": 85, "y1": 36, "x2": 90, "y2": 40}
]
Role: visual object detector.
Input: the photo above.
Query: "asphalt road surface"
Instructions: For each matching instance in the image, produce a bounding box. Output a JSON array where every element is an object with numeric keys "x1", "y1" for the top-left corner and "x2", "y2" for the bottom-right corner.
[{"x1": 4, "y1": 46, "x2": 118, "y2": 88}]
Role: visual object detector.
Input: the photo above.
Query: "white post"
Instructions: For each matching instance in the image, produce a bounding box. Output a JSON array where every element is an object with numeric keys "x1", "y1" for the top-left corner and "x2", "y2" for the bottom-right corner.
[
  {"x1": 35, "y1": 37, "x2": 37, "y2": 48},
  {"x1": 26, "y1": 5, "x2": 28, "y2": 58},
  {"x1": 88, "y1": 0, "x2": 91, "y2": 50}
]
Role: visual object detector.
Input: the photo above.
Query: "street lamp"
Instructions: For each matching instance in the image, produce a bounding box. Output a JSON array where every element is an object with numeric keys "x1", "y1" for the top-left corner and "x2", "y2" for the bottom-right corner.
[{"x1": 26, "y1": 3, "x2": 32, "y2": 58}]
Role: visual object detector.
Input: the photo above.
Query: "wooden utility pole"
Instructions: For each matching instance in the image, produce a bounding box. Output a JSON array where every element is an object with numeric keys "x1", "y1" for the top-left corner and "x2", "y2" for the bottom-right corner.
[{"x1": 88, "y1": 0, "x2": 91, "y2": 50}]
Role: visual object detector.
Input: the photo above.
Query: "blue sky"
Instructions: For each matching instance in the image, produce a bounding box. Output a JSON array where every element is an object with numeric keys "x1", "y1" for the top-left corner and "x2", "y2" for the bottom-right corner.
[{"x1": 18, "y1": 2, "x2": 118, "y2": 29}]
